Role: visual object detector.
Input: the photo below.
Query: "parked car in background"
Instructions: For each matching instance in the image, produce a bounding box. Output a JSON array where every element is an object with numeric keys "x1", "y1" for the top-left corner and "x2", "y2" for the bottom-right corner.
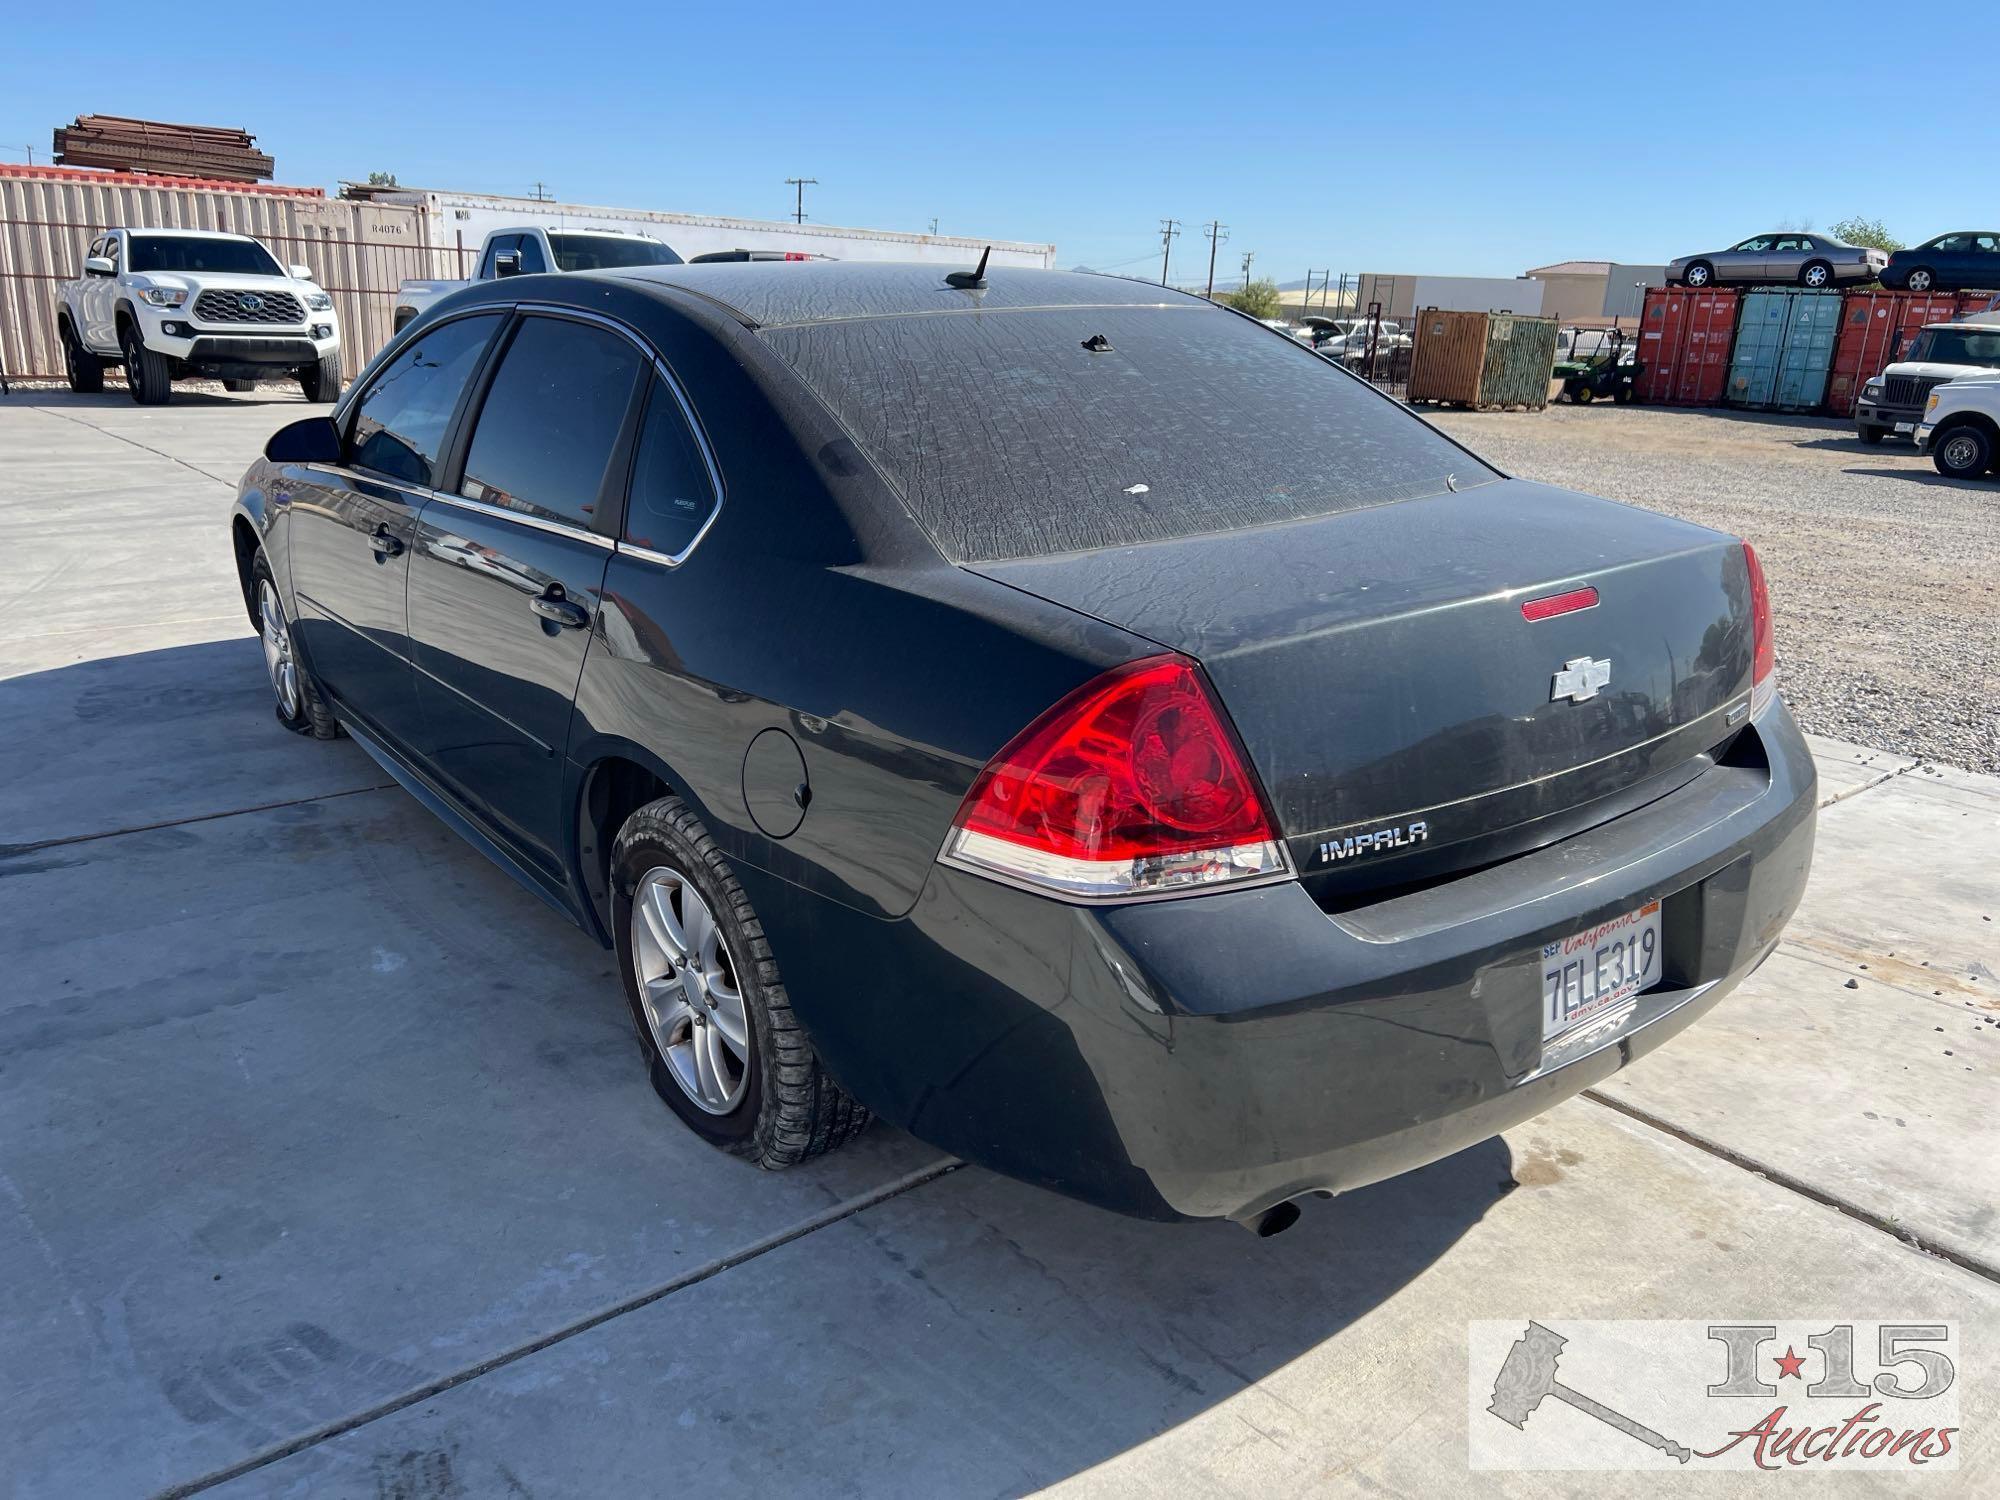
[
  {"x1": 1916, "y1": 375, "x2": 2000, "y2": 479},
  {"x1": 230, "y1": 262, "x2": 1815, "y2": 1233},
  {"x1": 1319, "y1": 321, "x2": 1407, "y2": 359},
  {"x1": 55, "y1": 227, "x2": 341, "y2": 404},
  {"x1": 393, "y1": 226, "x2": 682, "y2": 331},
  {"x1": 1853, "y1": 316, "x2": 2000, "y2": 444},
  {"x1": 1881, "y1": 232, "x2": 2000, "y2": 294},
  {"x1": 1668, "y1": 233, "x2": 1887, "y2": 290}
]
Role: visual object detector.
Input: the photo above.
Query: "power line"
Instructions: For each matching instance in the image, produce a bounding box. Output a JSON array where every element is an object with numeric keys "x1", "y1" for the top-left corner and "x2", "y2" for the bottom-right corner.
[
  {"x1": 1204, "y1": 220, "x2": 1229, "y2": 298},
  {"x1": 1158, "y1": 218, "x2": 1182, "y2": 288},
  {"x1": 786, "y1": 177, "x2": 818, "y2": 225},
  {"x1": 528, "y1": 181, "x2": 554, "y2": 202}
]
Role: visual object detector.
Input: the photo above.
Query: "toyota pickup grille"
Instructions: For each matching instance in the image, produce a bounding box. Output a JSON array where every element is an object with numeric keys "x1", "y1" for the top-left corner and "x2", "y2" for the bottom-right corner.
[{"x1": 193, "y1": 289, "x2": 305, "y2": 326}]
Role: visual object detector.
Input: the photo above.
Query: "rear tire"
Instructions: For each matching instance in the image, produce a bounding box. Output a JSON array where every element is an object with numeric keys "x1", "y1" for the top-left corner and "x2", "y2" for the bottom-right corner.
[
  {"x1": 224, "y1": 378, "x2": 257, "y2": 393},
  {"x1": 612, "y1": 795, "x2": 869, "y2": 1168},
  {"x1": 1906, "y1": 267, "x2": 1936, "y2": 294},
  {"x1": 61, "y1": 320, "x2": 104, "y2": 393},
  {"x1": 300, "y1": 353, "x2": 342, "y2": 403},
  {"x1": 1614, "y1": 386, "x2": 1634, "y2": 405},
  {"x1": 250, "y1": 549, "x2": 339, "y2": 739},
  {"x1": 1931, "y1": 423, "x2": 1994, "y2": 480},
  {"x1": 1573, "y1": 385, "x2": 1595, "y2": 404},
  {"x1": 1800, "y1": 260, "x2": 1833, "y2": 289},
  {"x1": 119, "y1": 323, "x2": 172, "y2": 405}
]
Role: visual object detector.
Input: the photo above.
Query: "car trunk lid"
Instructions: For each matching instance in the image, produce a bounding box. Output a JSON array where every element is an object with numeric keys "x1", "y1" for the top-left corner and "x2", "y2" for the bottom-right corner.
[{"x1": 971, "y1": 479, "x2": 1758, "y2": 903}]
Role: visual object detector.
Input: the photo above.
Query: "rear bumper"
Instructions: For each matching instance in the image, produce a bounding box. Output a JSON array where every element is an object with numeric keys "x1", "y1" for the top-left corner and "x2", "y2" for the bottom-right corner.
[{"x1": 761, "y1": 701, "x2": 1818, "y2": 1223}]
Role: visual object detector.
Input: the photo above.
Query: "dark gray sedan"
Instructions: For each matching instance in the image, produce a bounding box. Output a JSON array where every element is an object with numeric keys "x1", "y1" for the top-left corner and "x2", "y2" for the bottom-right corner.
[{"x1": 1669, "y1": 232, "x2": 1888, "y2": 289}]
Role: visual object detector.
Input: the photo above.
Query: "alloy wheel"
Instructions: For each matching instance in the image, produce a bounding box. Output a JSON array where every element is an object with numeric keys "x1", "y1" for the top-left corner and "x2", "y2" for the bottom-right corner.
[
  {"x1": 630, "y1": 866, "x2": 751, "y2": 1114},
  {"x1": 1686, "y1": 265, "x2": 1709, "y2": 287},
  {"x1": 1804, "y1": 264, "x2": 1828, "y2": 287},
  {"x1": 258, "y1": 579, "x2": 301, "y2": 718},
  {"x1": 122, "y1": 332, "x2": 145, "y2": 399}
]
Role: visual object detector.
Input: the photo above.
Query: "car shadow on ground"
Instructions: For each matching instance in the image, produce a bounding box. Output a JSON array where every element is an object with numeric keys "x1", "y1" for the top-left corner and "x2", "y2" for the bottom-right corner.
[
  {"x1": 1842, "y1": 465, "x2": 1989, "y2": 488},
  {"x1": 7, "y1": 384, "x2": 311, "y2": 408},
  {"x1": 1, "y1": 637, "x2": 1516, "y2": 1493}
]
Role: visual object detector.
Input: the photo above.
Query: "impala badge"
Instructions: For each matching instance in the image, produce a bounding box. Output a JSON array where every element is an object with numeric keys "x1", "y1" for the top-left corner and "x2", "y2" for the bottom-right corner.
[{"x1": 1552, "y1": 656, "x2": 1612, "y2": 703}]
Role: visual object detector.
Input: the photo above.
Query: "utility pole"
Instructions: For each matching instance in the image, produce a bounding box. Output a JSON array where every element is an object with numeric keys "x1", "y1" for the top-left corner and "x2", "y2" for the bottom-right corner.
[
  {"x1": 1158, "y1": 218, "x2": 1182, "y2": 287},
  {"x1": 1203, "y1": 220, "x2": 1229, "y2": 298},
  {"x1": 1240, "y1": 250, "x2": 1254, "y2": 290},
  {"x1": 528, "y1": 181, "x2": 554, "y2": 202},
  {"x1": 786, "y1": 177, "x2": 818, "y2": 225},
  {"x1": 928, "y1": 217, "x2": 939, "y2": 236}
]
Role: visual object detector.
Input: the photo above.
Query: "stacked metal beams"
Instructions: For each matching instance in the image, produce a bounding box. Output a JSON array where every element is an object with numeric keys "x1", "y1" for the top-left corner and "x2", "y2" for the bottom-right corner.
[{"x1": 52, "y1": 116, "x2": 274, "y2": 182}]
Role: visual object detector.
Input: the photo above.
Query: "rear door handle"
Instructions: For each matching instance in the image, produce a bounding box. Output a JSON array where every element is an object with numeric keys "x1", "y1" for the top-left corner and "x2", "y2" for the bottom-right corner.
[
  {"x1": 530, "y1": 590, "x2": 590, "y2": 629},
  {"x1": 369, "y1": 527, "x2": 403, "y2": 558}
]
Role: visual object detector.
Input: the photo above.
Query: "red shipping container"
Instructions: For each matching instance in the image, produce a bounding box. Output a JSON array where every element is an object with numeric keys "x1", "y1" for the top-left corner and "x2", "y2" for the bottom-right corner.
[
  {"x1": 1824, "y1": 290, "x2": 1994, "y2": 415},
  {"x1": 1635, "y1": 287, "x2": 1739, "y2": 406}
]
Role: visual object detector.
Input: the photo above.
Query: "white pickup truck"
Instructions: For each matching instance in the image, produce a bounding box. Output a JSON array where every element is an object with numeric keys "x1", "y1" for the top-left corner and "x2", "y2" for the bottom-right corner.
[
  {"x1": 393, "y1": 225, "x2": 683, "y2": 332},
  {"x1": 56, "y1": 227, "x2": 341, "y2": 405}
]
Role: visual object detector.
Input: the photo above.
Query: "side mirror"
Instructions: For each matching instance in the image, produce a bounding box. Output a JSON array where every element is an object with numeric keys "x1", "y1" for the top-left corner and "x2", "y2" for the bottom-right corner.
[
  {"x1": 84, "y1": 256, "x2": 114, "y2": 277},
  {"x1": 493, "y1": 251, "x2": 521, "y2": 279},
  {"x1": 265, "y1": 416, "x2": 342, "y2": 466},
  {"x1": 289, "y1": 263, "x2": 313, "y2": 280}
]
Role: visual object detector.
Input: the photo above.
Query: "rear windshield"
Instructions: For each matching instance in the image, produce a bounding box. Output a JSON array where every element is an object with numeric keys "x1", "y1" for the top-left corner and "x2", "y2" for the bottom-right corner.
[
  {"x1": 547, "y1": 233, "x2": 682, "y2": 272},
  {"x1": 1906, "y1": 327, "x2": 2000, "y2": 366},
  {"x1": 128, "y1": 236, "x2": 283, "y2": 276},
  {"x1": 763, "y1": 305, "x2": 1495, "y2": 563}
]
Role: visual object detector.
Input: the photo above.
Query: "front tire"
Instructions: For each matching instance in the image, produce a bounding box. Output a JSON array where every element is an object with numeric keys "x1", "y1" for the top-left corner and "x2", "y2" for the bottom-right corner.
[
  {"x1": 612, "y1": 795, "x2": 869, "y2": 1168},
  {"x1": 119, "y1": 323, "x2": 172, "y2": 405},
  {"x1": 1683, "y1": 261, "x2": 1713, "y2": 289},
  {"x1": 1857, "y1": 425, "x2": 1886, "y2": 445},
  {"x1": 299, "y1": 353, "x2": 342, "y2": 403},
  {"x1": 1906, "y1": 267, "x2": 1936, "y2": 294},
  {"x1": 61, "y1": 320, "x2": 104, "y2": 393},
  {"x1": 1932, "y1": 424, "x2": 1994, "y2": 480},
  {"x1": 250, "y1": 549, "x2": 339, "y2": 738}
]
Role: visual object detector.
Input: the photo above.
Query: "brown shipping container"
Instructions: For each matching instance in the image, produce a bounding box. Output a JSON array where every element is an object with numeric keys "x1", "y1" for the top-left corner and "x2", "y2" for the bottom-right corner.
[
  {"x1": 0, "y1": 163, "x2": 436, "y2": 380},
  {"x1": 1406, "y1": 308, "x2": 1490, "y2": 404}
]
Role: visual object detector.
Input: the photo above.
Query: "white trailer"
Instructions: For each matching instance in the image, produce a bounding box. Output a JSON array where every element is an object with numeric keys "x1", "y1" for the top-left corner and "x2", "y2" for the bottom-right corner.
[{"x1": 352, "y1": 186, "x2": 1055, "y2": 278}]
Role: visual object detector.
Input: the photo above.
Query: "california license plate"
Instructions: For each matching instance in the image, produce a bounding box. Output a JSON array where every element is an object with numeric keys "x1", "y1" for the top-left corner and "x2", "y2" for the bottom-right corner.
[{"x1": 1541, "y1": 901, "x2": 1662, "y2": 1041}]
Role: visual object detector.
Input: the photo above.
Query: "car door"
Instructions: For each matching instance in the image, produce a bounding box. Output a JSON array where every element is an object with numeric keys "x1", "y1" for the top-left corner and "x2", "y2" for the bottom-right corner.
[
  {"x1": 1717, "y1": 237, "x2": 1772, "y2": 283},
  {"x1": 404, "y1": 309, "x2": 647, "y2": 877},
  {"x1": 1956, "y1": 235, "x2": 2000, "y2": 289},
  {"x1": 284, "y1": 311, "x2": 504, "y2": 751},
  {"x1": 1767, "y1": 236, "x2": 1812, "y2": 281},
  {"x1": 81, "y1": 233, "x2": 121, "y2": 351}
]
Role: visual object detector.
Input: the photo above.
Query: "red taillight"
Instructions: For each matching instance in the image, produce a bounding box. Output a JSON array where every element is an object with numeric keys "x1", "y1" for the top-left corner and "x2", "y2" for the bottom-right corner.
[
  {"x1": 943, "y1": 656, "x2": 1287, "y2": 899},
  {"x1": 1743, "y1": 541, "x2": 1776, "y2": 710},
  {"x1": 1521, "y1": 585, "x2": 1599, "y2": 621}
]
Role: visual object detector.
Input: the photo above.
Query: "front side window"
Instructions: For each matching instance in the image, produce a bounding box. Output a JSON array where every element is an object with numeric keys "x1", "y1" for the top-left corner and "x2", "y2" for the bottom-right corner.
[
  {"x1": 514, "y1": 235, "x2": 548, "y2": 275},
  {"x1": 1914, "y1": 328, "x2": 2000, "y2": 365},
  {"x1": 1931, "y1": 235, "x2": 1967, "y2": 253},
  {"x1": 1733, "y1": 238, "x2": 1774, "y2": 253},
  {"x1": 548, "y1": 234, "x2": 684, "y2": 272},
  {"x1": 346, "y1": 314, "x2": 501, "y2": 487},
  {"x1": 622, "y1": 377, "x2": 718, "y2": 556},
  {"x1": 127, "y1": 236, "x2": 282, "y2": 276},
  {"x1": 458, "y1": 317, "x2": 644, "y2": 529},
  {"x1": 478, "y1": 235, "x2": 518, "y2": 278}
]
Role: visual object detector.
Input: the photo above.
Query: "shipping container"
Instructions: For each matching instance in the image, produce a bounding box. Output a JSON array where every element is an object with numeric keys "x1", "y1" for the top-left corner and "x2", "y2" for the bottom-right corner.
[
  {"x1": 1406, "y1": 308, "x2": 1490, "y2": 404},
  {"x1": 352, "y1": 186, "x2": 1056, "y2": 274},
  {"x1": 1726, "y1": 289, "x2": 1842, "y2": 411},
  {"x1": 0, "y1": 162, "x2": 434, "y2": 379},
  {"x1": 1478, "y1": 313, "x2": 1560, "y2": 408},
  {"x1": 1824, "y1": 289, "x2": 1990, "y2": 416},
  {"x1": 1634, "y1": 287, "x2": 1740, "y2": 406}
]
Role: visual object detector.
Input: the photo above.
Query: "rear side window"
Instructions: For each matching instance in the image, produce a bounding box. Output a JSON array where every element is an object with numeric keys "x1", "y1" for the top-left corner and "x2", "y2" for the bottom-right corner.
[
  {"x1": 458, "y1": 316, "x2": 643, "y2": 529},
  {"x1": 622, "y1": 377, "x2": 718, "y2": 556},
  {"x1": 764, "y1": 306, "x2": 1495, "y2": 563},
  {"x1": 548, "y1": 234, "x2": 683, "y2": 271},
  {"x1": 346, "y1": 313, "x2": 500, "y2": 487}
]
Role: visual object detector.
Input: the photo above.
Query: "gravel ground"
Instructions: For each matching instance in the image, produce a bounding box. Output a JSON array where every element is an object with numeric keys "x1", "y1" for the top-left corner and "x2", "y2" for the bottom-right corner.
[{"x1": 1429, "y1": 404, "x2": 1999, "y2": 772}]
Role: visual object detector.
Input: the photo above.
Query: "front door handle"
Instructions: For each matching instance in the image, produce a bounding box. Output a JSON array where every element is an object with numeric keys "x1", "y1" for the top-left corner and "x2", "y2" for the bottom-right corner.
[
  {"x1": 369, "y1": 526, "x2": 403, "y2": 559},
  {"x1": 530, "y1": 589, "x2": 590, "y2": 629}
]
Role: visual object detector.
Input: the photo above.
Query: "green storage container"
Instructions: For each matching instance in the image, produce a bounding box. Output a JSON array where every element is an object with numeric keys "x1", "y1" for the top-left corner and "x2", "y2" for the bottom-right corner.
[{"x1": 1477, "y1": 314, "x2": 1560, "y2": 409}]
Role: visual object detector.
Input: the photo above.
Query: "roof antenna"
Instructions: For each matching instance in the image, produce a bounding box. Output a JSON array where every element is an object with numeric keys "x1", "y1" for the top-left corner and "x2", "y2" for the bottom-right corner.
[{"x1": 945, "y1": 245, "x2": 991, "y2": 290}]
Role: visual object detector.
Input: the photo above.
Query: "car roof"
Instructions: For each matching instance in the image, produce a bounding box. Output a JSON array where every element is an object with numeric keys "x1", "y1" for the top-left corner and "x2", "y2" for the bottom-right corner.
[
  {"x1": 115, "y1": 227, "x2": 260, "y2": 240},
  {"x1": 599, "y1": 261, "x2": 1208, "y2": 331}
]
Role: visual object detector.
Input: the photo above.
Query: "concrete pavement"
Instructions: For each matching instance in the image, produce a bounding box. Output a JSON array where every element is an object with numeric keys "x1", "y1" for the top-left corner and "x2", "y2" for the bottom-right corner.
[{"x1": 2, "y1": 391, "x2": 1995, "y2": 1497}]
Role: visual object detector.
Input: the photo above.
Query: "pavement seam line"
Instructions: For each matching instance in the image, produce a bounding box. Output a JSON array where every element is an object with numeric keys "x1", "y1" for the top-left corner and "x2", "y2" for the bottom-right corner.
[
  {"x1": 1582, "y1": 1089, "x2": 1999, "y2": 1285},
  {"x1": 154, "y1": 1157, "x2": 963, "y2": 1500},
  {"x1": 31, "y1": 405, "x2": 240, "y2": 488},
  {"x1": 0, "y1": 784, "x2": 395, "y2": 858}
]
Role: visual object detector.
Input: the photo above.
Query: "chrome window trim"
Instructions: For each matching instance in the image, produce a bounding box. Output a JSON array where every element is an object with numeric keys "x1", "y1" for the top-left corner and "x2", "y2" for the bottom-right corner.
[
  {"x1": 425, "y1": 489, "x2": 615, "y2": 549},
  {"x1": 516, "y1": 301, "x2": 727, "y2": 569}
]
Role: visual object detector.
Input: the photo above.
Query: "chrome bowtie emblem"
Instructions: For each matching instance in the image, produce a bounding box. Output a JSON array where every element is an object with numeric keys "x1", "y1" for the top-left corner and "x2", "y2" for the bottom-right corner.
[
  {"x1": 238, "y1": 293, "x2": 264, "y2": 312},
  {"x1": 1552, "y1": 656, "x2": 1612, "y2": 703}
]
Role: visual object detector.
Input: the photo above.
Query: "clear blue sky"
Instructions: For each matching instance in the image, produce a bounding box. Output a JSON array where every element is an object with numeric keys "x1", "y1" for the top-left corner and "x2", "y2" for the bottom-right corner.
[{"x1": 3, "y1": 2, "x2": 1984, "y2": 284}]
